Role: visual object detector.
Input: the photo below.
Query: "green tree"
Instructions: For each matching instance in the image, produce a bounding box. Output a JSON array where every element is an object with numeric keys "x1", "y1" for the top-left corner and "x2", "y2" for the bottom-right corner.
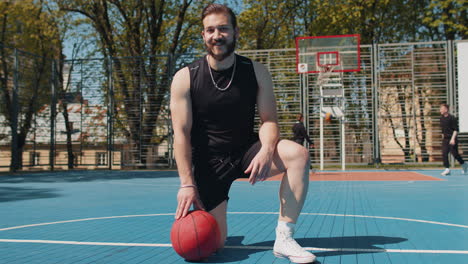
[
  {"x1": 299, "y1": 0, "x2": 430, "y2": 44},
  {"x1": 238, "y1": 0, "x2": 461, "y2": 46},
  {"x1": 238, "y1": 0, "x2": 300, "y2": 49},
  {"x1": 56, "y1": 0, "x2": 210, "y2": 168},
  {"x1": 0, "y1": 0, "x2": 62, "y2": 171},
  {"x1": 423, "y1": 0, "x2": 467, "y2": 40}
]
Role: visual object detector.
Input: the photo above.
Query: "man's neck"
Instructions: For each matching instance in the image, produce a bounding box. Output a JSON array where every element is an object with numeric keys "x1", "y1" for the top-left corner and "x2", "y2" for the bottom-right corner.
[
  {"x1": 443, "y1": 113, "x2": 449, "y2": 117},
  {"x1": 207, "y1": 53, "x2": 235, "y2": 71}
]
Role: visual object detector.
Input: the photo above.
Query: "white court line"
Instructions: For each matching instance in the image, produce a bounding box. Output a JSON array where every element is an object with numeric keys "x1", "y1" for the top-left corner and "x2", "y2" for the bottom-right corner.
[
  {"x1": 108, "y1": 182, "x2": 179, "y2": 187},
  {"x1": 0, "y1": 214, "x2": 174, "y2": 232},
  {"x1": 0, "y1": 239, "x2": 171, "y2": 247},
  {"x1": 1, "y1": 212, "x2": 468, "y2": 232},
  {"x1": 0, "y1": 239, "x2": 467, "y2": 254},
  {"x1": 229, "y1": 212, "x2": 468, "y2": 229}
]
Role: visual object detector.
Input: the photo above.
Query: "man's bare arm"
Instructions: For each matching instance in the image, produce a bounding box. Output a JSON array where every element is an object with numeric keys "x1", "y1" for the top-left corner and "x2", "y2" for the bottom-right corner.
[
  {"x1": 244, "y1": 61, "x2": 279, "y2": 184},
  {"x1": 170, "y1": 67, "x2": 204, "y2": 218},
  {"x1": 255, "y1": 61, "x2": 279, "y2": 152}
]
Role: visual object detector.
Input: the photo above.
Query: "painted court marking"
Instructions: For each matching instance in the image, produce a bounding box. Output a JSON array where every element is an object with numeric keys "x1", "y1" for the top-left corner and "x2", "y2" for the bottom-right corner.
[
  {"x1": 249, "y1": 171, "x2": 444, "y2": 182},
  {"x1": 0, "y1": 239, "x2": 467, "y2": 254},
  {"x1": 1, "y1": 212, "x2": 467, "y2": 232},
  {"x1": 1, "y1": 212, "x2": 467, "y2": 255}
]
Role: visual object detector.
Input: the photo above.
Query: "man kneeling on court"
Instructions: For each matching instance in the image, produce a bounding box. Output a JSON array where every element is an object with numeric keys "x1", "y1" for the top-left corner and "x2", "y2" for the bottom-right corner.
[{"x1": 170, "y1": 3, "x2": 316, "y2": 263}]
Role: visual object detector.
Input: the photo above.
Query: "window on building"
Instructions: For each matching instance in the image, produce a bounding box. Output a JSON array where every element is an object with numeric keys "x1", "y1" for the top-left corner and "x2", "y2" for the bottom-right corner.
[
  {"x1": 30, "y1": 152, "x2": 40, "y2": 166},
  {"x1": 74, "y1": 152, "x2": 82, "y2": 165},
  {"x1": 96, "y1": 152, "x2": 107, "y2": 166}
]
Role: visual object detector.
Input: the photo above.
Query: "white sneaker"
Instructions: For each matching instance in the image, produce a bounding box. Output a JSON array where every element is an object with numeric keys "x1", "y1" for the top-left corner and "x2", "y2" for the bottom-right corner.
[
  {"x1": 441, "y1": 168, "x2": 450, "y2": 176},
  {"x1": 462, "y1": 163, "x2": 468, "y2": 175},
  {"x1": 273, "y1": 228, "x2": 316, "y2": 263}
]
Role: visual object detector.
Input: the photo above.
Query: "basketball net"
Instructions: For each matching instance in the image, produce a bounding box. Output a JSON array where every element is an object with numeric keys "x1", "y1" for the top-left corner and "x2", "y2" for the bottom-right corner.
[{"x1": 317, "y1": 65, "x2": 336, "y2": 86}]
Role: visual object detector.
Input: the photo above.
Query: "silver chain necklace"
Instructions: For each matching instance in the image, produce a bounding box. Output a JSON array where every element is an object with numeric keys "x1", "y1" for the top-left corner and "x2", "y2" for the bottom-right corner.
[{"x1": 206, "y1": 56, "x2": 237, "y2": 91}]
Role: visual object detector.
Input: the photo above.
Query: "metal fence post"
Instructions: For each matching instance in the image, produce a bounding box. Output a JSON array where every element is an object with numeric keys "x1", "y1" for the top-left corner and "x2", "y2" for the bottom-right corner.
[
  {"x1": 302, "y1": 73, "x2": 308, "y2": 145},
  {"x1": 167, "y1": 54, "x2": 174, "y2": 168},
  {"x1": 447, "y1": 40, "x2": 455, "y2": 111},
  {"x1": 411, "y1": 45, "x2": 417, "y2": 163},
  {"x1": 11, "y1": 49, "x2": 19, "y2": 172},
  {"x1": 50, "y1": 59, "x2": 57, "y2": 171},
  {"x1": 446, "y1": 40, "x2": 455, "y2": 168},
  {"x1": 107, "y1": 56, "x2": 114, "y2": 170},
  {"x1": 372, "y1": 43, "x2": 381, "y2": 166},
  {"x1": 139, "y1": 57, "x2": 143, "y2": 167}
]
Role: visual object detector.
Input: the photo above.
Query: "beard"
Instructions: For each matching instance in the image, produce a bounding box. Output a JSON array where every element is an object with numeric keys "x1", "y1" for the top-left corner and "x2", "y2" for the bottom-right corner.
[{"x1": 205, "y1": 37, "x2": 236, "y2": 61}]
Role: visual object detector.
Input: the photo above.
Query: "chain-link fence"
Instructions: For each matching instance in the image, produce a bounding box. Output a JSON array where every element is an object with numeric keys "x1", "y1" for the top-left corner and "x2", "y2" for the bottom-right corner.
[
  {"x1": 0, "y1": 45, "x2": 55, "y2": 171},
  {"x1": 0, "y1": 40, "x2": 467, "y2": 171}
]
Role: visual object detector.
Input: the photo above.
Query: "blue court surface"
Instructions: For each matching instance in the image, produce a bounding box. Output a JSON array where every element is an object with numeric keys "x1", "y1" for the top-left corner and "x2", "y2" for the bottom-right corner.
[{"x1": 0, "y1": 169, "x2": 467, "y2": 264}]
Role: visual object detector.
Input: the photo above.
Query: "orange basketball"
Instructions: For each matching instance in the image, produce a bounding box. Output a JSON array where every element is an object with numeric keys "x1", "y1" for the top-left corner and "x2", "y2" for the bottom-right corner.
[
  {"x1": 170, "y1": 210, "x2": 220, "y2": 261},
  {"x1": 325, "y1": 112, "x2": 333, "y2": 123}
]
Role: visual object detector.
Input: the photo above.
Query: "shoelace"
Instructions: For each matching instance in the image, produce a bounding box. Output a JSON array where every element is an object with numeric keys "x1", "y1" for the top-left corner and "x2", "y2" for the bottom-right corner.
[
  {"x1": 284, "y1": 237, "x2": 306, "y2": 254},
  {"x1": 277, "y1": 232, "x2": 308, "y2": 256}
]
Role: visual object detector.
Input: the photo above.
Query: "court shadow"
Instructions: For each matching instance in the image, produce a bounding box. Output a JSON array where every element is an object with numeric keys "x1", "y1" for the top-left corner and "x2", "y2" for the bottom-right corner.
[
  {"x1": 203, "y1": 235, "x2": 407, "y2": 263},
  {"x1": 0, "y1": 170, "x2": 178, "y2": 184},
  {"x1": 0, "y1": 186, "x2": 60, "y2": 202}
]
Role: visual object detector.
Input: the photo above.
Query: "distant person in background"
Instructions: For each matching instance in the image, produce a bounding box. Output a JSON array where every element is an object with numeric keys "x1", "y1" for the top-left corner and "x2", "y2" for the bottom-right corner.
[
  {"x1": 292, "y1": 114, "x2": 312, "y2": 146},
  {"x1": 439, "y1": 104, "x2": 467, "y2": 176}
]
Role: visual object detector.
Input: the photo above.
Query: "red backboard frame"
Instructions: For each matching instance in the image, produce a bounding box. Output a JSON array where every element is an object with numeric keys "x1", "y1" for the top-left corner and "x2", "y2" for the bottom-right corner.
[{"x1": 295, "y1": 34, "x2": 361, "y2": 74}]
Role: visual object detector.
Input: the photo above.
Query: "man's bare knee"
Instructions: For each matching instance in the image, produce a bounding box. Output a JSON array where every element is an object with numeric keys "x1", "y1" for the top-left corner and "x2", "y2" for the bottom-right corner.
[
  {"x1": 289, "y1": 144, "x2": 310, "y2": 166},
  {"x1": 276, "y1": 140, "x2": 309, "y2": 169},
  {"x1": 299, "y1": 146, "x2": 310, "y2": 162},
  {"x1": 209, "y1": 201, "x2": 228, "y2": 249}
]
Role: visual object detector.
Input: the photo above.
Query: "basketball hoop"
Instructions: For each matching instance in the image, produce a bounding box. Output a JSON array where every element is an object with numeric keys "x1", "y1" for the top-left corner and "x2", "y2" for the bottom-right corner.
[
  {"x1": 317, "y1": 65, "x2": 336, "y2": 86},
  {"x1": 295, "y1": 34, "x2": 360, "y2": 74},
  {"x1": 295, "y1": 34, "x2": 359, "y2": 171}
]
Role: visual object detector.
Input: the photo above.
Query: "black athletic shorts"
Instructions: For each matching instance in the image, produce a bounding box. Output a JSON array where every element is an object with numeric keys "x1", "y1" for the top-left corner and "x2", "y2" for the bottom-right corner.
[{"x1": 193, "y1": 140, "x2": 262, "y2": 211}]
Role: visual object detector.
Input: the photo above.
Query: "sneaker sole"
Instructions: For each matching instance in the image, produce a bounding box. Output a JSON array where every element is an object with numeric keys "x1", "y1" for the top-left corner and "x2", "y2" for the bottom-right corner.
[{"x1": 273, "y1": 251, "x2": 316, "y2": 263}]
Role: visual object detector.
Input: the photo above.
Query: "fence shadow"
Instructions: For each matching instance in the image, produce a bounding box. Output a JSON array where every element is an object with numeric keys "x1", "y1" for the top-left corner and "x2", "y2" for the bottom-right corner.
[
  {"x1": 204, "y1": 235, "x2": 407, "y2": 263},
  {"x1": 0, "y1": 186, "x2": 60, "y2": 202},
  {"x1": 0, "y1": 170, "x2": 178, "y2": 184}
]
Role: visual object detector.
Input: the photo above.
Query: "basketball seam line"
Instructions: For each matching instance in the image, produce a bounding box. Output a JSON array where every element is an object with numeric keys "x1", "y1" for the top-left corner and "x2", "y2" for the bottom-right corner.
[
  {"x1": 176, "y1": 219, "x2": 181, "y2": 256},
  {"x1": 191, "y1": 213, "x2": 202, "y2": 259}
]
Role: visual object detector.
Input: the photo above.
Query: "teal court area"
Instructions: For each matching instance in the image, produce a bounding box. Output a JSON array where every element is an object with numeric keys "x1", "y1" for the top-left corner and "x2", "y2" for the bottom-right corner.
[{"x1": 0, "y1": 170, "x2": 467, "y2": 264}]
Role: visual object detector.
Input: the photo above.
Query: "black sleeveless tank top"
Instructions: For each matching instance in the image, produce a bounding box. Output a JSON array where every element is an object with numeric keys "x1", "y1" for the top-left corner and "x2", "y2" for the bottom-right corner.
[{"x1": 188, "y1": 54, "x2": 258, "y2": 156}]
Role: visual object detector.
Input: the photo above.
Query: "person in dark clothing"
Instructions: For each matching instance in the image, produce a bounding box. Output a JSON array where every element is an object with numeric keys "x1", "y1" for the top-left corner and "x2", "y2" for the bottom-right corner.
[
  {"x1": 170, "y1": 4, "x2": 316, "y2": 263},
  {"x1": 439, "y1": 104, "x2": 467, "y2": 176},
  {"x1": 292, "y1": 114, "x2": 312, "y2": 146}
]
